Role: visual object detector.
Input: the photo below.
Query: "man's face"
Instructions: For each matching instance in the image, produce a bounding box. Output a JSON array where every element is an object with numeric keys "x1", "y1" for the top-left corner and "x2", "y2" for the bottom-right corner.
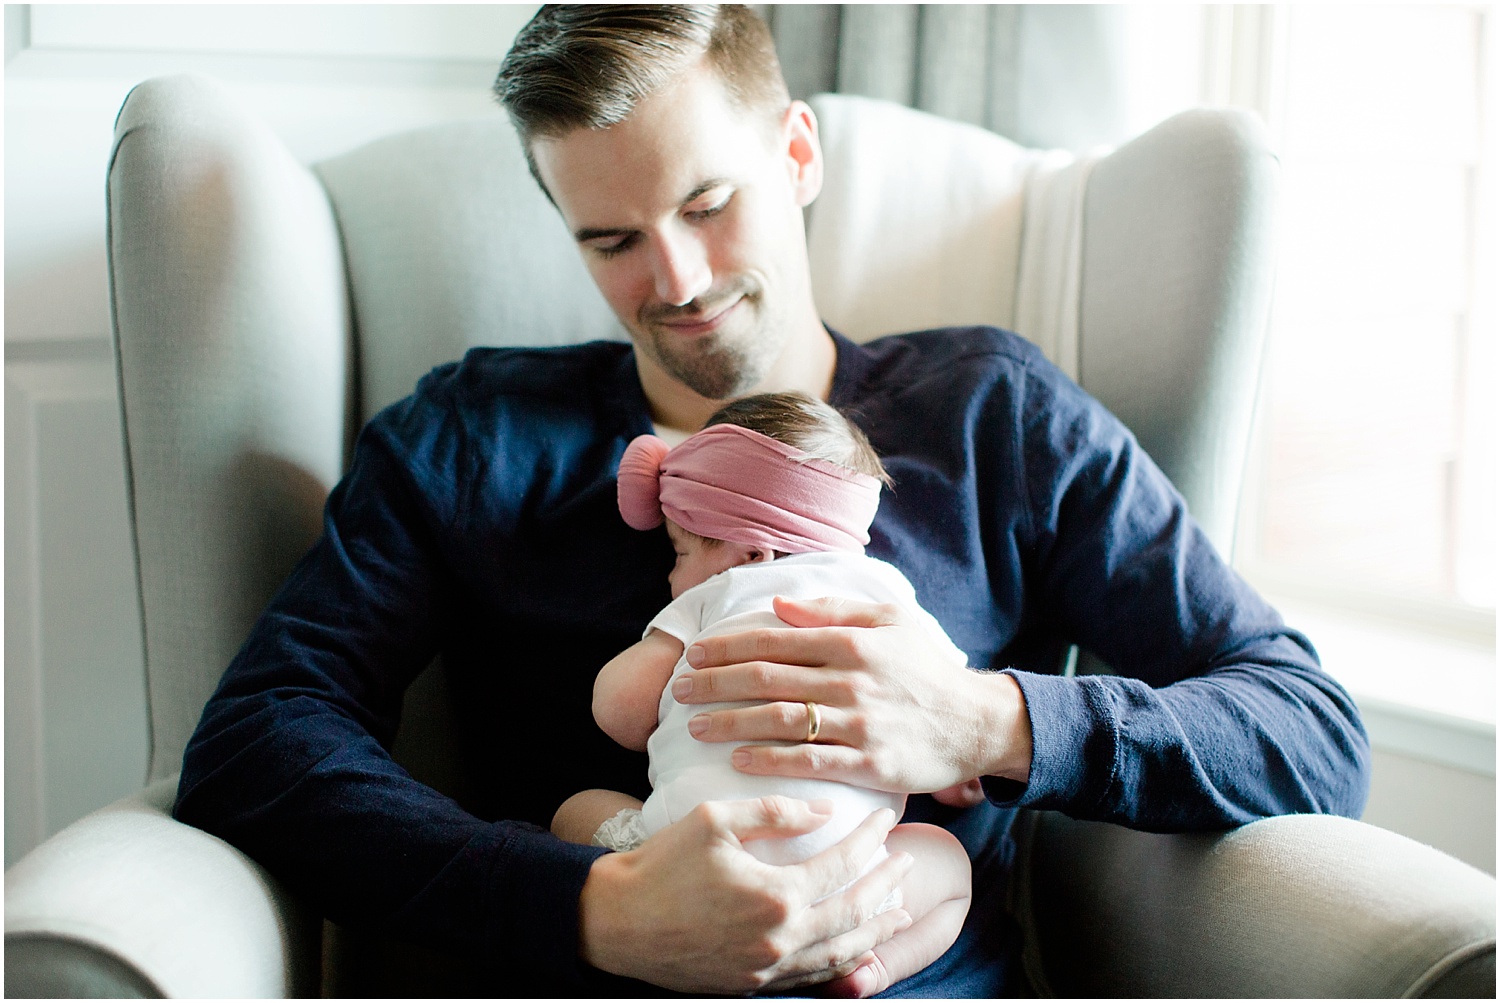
[{"x1": 532, "y1": 64, "x2": 822, "y2": 402}]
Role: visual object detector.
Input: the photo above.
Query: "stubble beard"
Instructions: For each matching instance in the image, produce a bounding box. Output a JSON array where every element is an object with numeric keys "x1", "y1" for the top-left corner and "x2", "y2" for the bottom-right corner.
[{"x1": 638, "y1": 282, "x2": 785, "y2": 401}]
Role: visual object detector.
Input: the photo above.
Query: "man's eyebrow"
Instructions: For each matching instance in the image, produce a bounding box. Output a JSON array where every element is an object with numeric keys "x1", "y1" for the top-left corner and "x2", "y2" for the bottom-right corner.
[
  {"x1": 573, "y1": 179, "x2": 732, "y2": 243},
  {"x1": 574, "y1": 225, "x2": 633, "y2": 243},
  {"x1": 681, "y1": 178, "x2": 731, "y2": 205}
]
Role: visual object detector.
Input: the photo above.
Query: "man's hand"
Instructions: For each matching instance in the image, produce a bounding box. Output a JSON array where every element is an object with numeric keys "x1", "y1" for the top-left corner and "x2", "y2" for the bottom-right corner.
[
  {"x1": 672, "y1": 596, "x2": 1033, "y2": 793},
  {"x1": 578, "y1": 797, "x2": 914, "y2": 994}
]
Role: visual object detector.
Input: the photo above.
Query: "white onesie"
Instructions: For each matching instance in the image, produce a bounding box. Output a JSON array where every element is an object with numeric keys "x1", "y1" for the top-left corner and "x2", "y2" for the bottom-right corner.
[{"x1": 633, "y1": 551, "x2": 968, "y2": 867}]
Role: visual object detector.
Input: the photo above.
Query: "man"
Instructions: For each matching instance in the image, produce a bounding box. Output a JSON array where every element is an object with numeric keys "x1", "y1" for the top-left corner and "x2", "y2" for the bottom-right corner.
[{"x1": 175, "y1": 5, "x2": 1370, "y2": 996}]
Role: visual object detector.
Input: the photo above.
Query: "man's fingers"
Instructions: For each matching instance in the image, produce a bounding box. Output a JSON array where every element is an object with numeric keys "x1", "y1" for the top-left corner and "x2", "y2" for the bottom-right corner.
[
  {"x1": 683, "y1": 601, "x2": 895, "y2": 674},
  {"x1": 768, "y1": 906, "x2": 911, "y2": 993},
  {"x1": 810, "y1": 840, "x2": 913, "y2": 939},
  {"x1": 673, "y1": 659, "x2": 846, "y2": 705},
  {"x1": 704, "y1": 794, "x2": 838, "y2": 844},
  {"x1": 760, "y1": 952, "x2": 875, "y2": 995},
  {"x1": 684, "y1": 626, "x2": 833, "y2": 672},
  {"x1": 728, "y1": 741, "x2": 868, "y2": 785},
  {"x1": 772, "y1": 594, "x2": 901, "y2": 630},
  {"x1": 688, "y1": 700, "x2": 854, "y2": 747},
  {"x1": 796, "y1": 807, "x2": 903, "y2": 902},
  {"x1": 766, "y1": 846, "x2": 916, "y2": 992}
]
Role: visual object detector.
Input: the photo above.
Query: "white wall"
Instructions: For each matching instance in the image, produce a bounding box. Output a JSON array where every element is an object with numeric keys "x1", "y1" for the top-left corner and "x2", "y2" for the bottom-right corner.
[
  {"x1": 3, "y1": 2, "x2": 540, "y2": 866},
  {"x1": 5, "y1": 3, "x2": 1493, "y2": 878},
  {"x1": 1364, "y1": 750, "x2": 1494, "y2": 875}
]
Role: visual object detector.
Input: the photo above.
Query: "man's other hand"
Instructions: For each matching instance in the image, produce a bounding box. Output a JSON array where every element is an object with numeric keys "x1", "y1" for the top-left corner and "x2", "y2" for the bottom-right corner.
[
  {"x1": 577, "y1": 798, "x2": 913, "y2": 994},
  {"x1": 673, "y1": 596, "x2": 1034, "y2": 793}
]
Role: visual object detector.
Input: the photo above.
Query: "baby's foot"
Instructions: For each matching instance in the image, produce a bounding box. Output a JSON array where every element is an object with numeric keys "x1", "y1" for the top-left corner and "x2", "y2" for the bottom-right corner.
[{"x1": 930, "y1": 778, "x2": 985, "y2": 808}]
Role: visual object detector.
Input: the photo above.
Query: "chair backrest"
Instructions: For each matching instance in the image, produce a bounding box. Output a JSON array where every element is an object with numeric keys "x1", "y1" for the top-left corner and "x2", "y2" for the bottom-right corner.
[
  {"x1": 311, "y1": 120, "x2": 623, "y2": 426},
  {"x1": 108, "y1": 74, "x2": 1276, "y2": 781}
]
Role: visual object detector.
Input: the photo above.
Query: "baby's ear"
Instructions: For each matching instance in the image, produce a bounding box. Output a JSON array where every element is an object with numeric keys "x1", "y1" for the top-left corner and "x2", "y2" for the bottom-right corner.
[{"x1": 746, "y1": 547, "x2": 776, "y2": 565}]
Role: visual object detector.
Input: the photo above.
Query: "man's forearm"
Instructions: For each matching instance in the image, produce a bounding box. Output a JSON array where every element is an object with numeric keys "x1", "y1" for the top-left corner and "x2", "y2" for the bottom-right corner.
[
  {"x1": 175, "y1": 669, "x2": 611, "y2": 983},
  {"x1": 995, "y1": 643, "x2": 1371, "y2": 829}
]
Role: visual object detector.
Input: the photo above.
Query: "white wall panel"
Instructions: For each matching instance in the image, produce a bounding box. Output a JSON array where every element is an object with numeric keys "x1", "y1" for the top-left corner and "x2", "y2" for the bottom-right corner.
[
  {"x1": 31, "y1": 4, "x2": 531, "y2": 63},
  {"x1": 6, "y1": 4, "x2": 538, "y2": 347},
  {"x1": 5, "y1": 366, "x2": 47, "y2": 863},
  {"x1": 4, "y1": 355, "x2": 151, "y2": 866},
  {"x1": 4, "y1": 86, "x2": 116, "y2": 342}
]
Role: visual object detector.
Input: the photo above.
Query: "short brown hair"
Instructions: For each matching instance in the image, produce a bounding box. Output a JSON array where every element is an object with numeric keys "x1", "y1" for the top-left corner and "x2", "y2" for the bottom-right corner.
[
  {"x1": 494, "y1": 5, "x2": 789, "y2": 180},
  {"x1": 706, "y1": 392, "x2": 892, "y2": 487}
]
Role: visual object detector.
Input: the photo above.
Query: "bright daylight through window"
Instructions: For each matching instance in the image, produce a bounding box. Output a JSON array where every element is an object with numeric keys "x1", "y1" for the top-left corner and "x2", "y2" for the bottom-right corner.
[
  {"x1": 1241, "y1": 4, "x2": 1494, "y2": 614},
  {"x1": 1230, "y1": 4, "x2": 1494, "y2": 751}
]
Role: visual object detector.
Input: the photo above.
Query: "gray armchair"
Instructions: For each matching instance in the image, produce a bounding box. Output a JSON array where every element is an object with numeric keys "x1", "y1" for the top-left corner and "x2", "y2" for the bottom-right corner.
[{"x1": 5, "y1": 73, "x2": 1494, "y2": 997}]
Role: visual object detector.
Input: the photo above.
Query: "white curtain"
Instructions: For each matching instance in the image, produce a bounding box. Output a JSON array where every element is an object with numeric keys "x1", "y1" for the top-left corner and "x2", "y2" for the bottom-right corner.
[{"x1": 764, "y1": 4, "x2": 1131, "y2": 152}]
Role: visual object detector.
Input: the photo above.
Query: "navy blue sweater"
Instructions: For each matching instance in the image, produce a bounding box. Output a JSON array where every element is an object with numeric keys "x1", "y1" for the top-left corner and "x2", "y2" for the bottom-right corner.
[{"x1": 175, "y1": 328, "x2": 1369, "y2": 995}]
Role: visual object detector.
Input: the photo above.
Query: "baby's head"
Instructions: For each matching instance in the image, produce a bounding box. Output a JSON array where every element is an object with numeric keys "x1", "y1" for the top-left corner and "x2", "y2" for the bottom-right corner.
[{"x1": 618, "y1": 392, "x2": 890, "y2": 597}]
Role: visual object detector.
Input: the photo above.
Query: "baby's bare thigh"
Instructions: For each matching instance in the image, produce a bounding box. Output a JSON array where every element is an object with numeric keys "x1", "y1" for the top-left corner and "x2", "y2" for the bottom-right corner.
[
  {"x1": 886, "y1": 822, "x2": 972, "y2": 918},
  {"x1": 552, "y1": 788, "x2": 645, "y2": 844}
]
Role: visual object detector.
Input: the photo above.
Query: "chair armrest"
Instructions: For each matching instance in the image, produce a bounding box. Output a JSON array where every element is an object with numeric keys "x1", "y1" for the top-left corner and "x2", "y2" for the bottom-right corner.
[
  {"x1": 5, "y1": 776, "x2": 320, "y2": 998},
  {"x1": 1012, "y1": 810, "x2": 1496, "y2": 997}
]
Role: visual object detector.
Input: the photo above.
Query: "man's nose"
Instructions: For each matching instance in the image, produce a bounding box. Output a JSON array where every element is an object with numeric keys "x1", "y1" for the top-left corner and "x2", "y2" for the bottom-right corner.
[{"x1": 652, "y1": 228, "x2": 712, "y2": 307}]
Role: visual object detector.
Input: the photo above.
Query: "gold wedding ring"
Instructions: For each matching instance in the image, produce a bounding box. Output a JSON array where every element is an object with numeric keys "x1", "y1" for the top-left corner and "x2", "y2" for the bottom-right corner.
[{"x1": 804, "y1": 701, "x2": 822, "y2": 743}]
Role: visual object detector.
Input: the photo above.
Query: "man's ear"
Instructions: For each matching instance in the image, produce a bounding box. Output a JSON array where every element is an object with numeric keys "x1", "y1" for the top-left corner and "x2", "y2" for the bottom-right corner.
[{"x1": 781, "y1": 100, "x2": 823, "y2": 207}]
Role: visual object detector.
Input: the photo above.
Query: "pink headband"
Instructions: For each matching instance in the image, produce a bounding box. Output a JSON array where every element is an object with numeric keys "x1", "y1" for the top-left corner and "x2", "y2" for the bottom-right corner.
[{"x1": 617, "y1": 424, "x2": 882, "y2": 554}]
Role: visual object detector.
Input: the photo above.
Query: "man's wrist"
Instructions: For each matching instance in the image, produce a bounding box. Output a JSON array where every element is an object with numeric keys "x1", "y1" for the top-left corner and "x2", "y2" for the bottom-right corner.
[
  {"x1": 969, "y1": 670, "x2": 1033, "y2": 784},
  {"x1": 577, "y1": 850, "x2": 630, "y2": 975}
]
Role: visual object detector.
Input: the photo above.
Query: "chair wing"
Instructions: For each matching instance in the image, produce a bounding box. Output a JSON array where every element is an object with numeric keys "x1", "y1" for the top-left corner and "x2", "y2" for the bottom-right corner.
[
  {"x1": 108, "y1": 74, "x2": 351, "y2": 778},
  {"x1": 808, "y1": 94, "x2": 1278, "y2": 555}
]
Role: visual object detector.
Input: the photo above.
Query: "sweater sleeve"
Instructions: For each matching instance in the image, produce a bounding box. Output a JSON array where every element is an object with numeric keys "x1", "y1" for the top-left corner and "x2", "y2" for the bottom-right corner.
[
  {"x1": 172, "y1": 380, "x2": 609, "y2": 988},
  {"x1": 982, "y1": 360, "x2": 1371, "y2": 830}
]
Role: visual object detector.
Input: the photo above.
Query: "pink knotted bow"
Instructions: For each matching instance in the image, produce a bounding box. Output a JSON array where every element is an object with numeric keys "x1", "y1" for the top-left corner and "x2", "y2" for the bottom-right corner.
[{"x1": 617, "y1": 424, "x2": 881, "y2": 554}]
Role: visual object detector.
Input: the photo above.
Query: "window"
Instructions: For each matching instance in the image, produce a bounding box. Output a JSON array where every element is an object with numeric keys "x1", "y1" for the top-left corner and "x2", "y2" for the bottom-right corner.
[
  {"x1": 1236, "y1": 4, "x2": 1495, "y2": 634},
  {"x1": 1119, "y1": 4, "x2": 1494, "y2": 767}
]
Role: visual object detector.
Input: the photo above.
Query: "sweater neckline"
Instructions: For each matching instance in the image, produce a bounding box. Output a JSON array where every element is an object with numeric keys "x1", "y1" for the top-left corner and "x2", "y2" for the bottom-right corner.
[{"x1": 828, "y1": 325, "x2": 874, "y2": 409}]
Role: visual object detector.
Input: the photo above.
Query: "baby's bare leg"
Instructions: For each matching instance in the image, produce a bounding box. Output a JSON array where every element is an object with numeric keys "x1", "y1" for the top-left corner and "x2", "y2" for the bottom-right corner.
[
  {"x1": 551, "y1": 788, "x2": 644, "y2": 845},
  {"x1": 823, "y1": 822, "x2": 972, "y2": 999}
]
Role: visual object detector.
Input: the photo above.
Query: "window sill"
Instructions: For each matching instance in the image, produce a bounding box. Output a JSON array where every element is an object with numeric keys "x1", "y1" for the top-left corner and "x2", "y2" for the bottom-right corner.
[{"x1": 1266, "y1": 594, "x2": 1495, "y2": 777}]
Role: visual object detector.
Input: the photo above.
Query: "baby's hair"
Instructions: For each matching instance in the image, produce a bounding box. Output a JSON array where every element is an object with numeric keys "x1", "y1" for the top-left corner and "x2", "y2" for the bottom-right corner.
[{"x1": 704, "y1": 391, "x2": 893, "y2": 487}]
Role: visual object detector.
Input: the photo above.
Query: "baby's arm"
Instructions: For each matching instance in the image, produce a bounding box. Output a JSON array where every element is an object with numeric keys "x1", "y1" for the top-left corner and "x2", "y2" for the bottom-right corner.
[
  {"x1": 593, "y1": 628, "x2": 685, "y2": 752},
  {"x1": 552, "y1": 631, "x2": 682, "y2": 845}
]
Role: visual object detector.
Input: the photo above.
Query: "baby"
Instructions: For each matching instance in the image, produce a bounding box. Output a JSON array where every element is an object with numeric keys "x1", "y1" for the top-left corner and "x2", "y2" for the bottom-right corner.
[{"x1": 552, "y1": 391, "x2": 973, "y2": 998}]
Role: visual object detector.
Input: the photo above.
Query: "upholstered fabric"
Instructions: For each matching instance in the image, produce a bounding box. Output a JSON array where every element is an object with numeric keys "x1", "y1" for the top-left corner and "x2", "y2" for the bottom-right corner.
[
  {"x1": 1080, "y1": 108, "x2": 1279, "y2": 555},
  {"x1": 3, "y1": 777, "x2": 318, "y2": 998},
  {"x1": 807, "y1": 94, "x2": 1032, "y2": 347},
  {"x1": 311, "y1": 120, "x2": 622, "y2": 424},
  {"x1": 1014, "y1": 810, "x2": 1497, "y2": 997},
  {"x1": 107, "y1": 75, "x2": 350, "y2": 781},
  {"x1": 1012, "y1": 149, "x2": 1099, "y2": 382},
  {"x1": 806, "y1": 95, "x2": 1276, "y2": 557}
]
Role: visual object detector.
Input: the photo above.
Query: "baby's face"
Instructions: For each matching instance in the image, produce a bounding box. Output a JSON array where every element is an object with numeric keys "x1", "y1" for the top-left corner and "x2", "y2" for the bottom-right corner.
[{"x1": 665, "y1": 521, "x2": 755, "y2": 598}]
